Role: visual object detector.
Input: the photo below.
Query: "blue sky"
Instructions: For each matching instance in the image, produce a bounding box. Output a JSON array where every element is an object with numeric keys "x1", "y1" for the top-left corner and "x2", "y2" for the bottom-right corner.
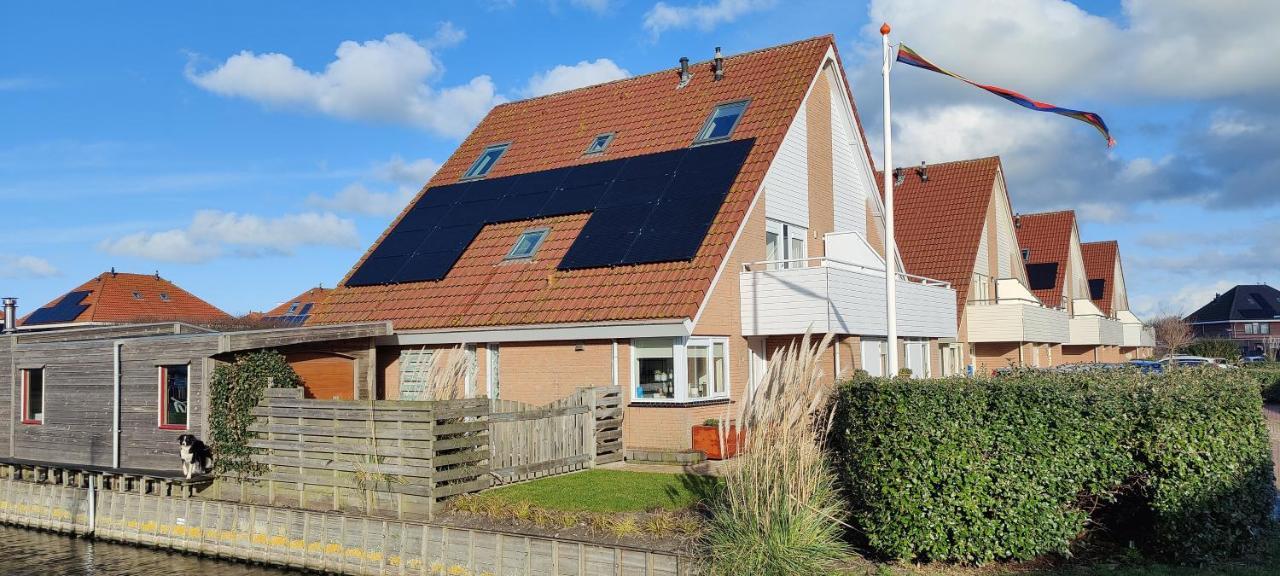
[{"x1": 1, "y1": 0, "x2": 1276, "y2": 317}]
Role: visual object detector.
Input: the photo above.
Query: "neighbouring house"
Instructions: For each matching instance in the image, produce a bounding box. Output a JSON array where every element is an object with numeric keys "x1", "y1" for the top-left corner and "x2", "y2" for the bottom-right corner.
[
  {"x1": 262, "y1": 286, "x2": 332, "y2": 325},
  {"x1": 1081, "y1": 240, "x2": 1154, "y2": 359},
  {"x1": 306, "y1": 35, "x2": 957, "y2": 453},
  {"x1": 1186, "y1": 284, "x2": 1280, "y2": 357},
  {"x1": 1015, "y1": 211, "x2": 1125, "y2": 363},
  {"x1": 0, "y1": 321, "x2": 389, "y2": 472},
  {"x1": 888, "y1": 157, "x2": 1068, "y2": 376},
  {"x1": 17, "y1": 270, "x2": 231, "y2": 330}
]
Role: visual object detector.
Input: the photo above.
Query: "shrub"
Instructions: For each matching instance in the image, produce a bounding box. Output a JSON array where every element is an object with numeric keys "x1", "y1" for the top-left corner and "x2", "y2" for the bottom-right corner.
[
  {"x1": 208, "y1": 349, "x2": 301, "y2": 478},
  {"x1": 1242, "y1": 364, "x2": 1280, "y2": 404},
  {"x1": 703, "y1": 333, "x2": 850, "y2": 575},
  {"x1": 832, "y1": 368, "x2": 1274, "y2": 564},
  {"x1": 1184, "y1": 339, "x2": 1242, "y2": 362}
]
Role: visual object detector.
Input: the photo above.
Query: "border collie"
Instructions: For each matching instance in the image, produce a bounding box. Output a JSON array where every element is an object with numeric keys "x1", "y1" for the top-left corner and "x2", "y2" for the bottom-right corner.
[{"x1": 178, "y1": 434, "x2": 214, "y2": 479}]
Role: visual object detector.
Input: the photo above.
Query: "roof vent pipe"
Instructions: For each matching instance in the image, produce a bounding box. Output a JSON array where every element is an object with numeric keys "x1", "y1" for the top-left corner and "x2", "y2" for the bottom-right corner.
[
  {"x1": 677, "y1": 56, "x2": 692, "y2": 88},
  {"x1": 1014, "y1": 213, "x2": 1022, "y2": 228},
  {"x1": 916, "y1": 161, "x2": 928, "y2": 182},
  {"x1": 2, "y1": 298, "x2": 15, "y2": 334},
  {"x1": 893, "y1": 168, "x2": 905, "y2": 185},
  {"x1": 713, "y1": 46, "x2": 724, "y2": 81}
]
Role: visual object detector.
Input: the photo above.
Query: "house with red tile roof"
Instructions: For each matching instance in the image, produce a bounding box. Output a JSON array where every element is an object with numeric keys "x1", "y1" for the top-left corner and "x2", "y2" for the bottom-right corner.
[
  {"x1": 1015, "y1": 211, "x2": 1126, "y2": 363},
  {"x1": 263, "y1": 287, "x2": 332, "y2": 325},
  {"x1": 1081, "y1": 241, "x2": 1153, "y2": 358},
  {"x1": 889, "y1": 157, "x2": 1069, "y2": 375},
  {"x1": 18, "y1": 271, "x2": 231, "y2": 329},
  {"x1": 308, "y1": 35, "x2": 957, "y2": 452}
]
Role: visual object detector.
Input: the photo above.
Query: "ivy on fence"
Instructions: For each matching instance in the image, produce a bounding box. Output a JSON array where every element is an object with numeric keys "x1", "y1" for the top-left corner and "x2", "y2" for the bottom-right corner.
[{"x1": 208, "y1": 349, "x2": 301, "y2": 479}]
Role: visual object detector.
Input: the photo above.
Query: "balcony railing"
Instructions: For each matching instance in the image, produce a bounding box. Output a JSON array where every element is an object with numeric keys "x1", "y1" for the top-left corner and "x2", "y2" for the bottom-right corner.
[
  {"x1": 1068, "y1": 314, "x2": 1125, "y2": 346},
  {"x1": 965, "y1": 298, "x2": 1069, "y2": 344},
  {"x1": 739, "y1": 257, "x2": 957, "y2": 338}
]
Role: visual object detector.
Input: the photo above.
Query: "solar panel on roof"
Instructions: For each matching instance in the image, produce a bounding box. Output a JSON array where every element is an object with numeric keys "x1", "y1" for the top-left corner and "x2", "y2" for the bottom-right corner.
[
  {"x1": 345, "y1": 138, "x2": 754, "y2": 286},
  {"x1": 25, "y1": 290, "x2": 92, "y2": 325}
]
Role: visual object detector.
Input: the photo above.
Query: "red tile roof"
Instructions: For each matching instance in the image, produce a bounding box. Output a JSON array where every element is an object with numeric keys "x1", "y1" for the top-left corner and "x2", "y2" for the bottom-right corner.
[
  {"x1": 265, "y1": 287, "x2": 332, "y2": 317},
  {"x1": 310, "y1": 36, "x2": 848, "y2": 330},
  {"x1": 1014, "y1": 210, "x2": 1077, "y2": 307},
  {"x1": 20, "y1": 271, "x2": 230, "y2": 326},
  {"x1": 879, "y1": 157, "x2": 1003, "y2": 312},
  {"x1": 1081, "y1": 240, "x2": 1119, "y2": 316}
]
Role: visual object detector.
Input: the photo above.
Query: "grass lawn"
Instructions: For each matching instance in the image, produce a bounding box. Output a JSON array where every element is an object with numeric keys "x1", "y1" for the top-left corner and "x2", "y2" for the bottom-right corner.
[{"x1": 478, "y1": 469, "x2": 717, "y2": 513}]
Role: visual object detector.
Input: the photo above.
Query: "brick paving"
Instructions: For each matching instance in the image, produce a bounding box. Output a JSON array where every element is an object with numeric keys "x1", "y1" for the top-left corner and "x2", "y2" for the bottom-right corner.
[{"x1": 1266, "y1": 405, "x2": 1280, "y2": 489}]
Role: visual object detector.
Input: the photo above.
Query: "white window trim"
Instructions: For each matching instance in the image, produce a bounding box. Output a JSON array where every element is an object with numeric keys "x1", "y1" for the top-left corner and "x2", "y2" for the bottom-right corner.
[
  {"x1": 629, "y1": 336, "x2": 731, "y2": 403},
  {"x1": 765, "y1": 219, "x2": 808, "y2": 269},
  {"x1": 485, "y1": 343, "x2": 500, "y2": 399},
  {"x1": 694, "y1": 100, "x2": 750, "y2": 144},
  {"x1": 462, "y1": 143, "x2": 510, "y2": 180}
]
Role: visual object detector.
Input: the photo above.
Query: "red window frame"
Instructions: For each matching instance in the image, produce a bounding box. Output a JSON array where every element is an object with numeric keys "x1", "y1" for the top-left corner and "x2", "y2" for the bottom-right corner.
[
  {"x1": 20, "y1": 368, "x2": 43, "y2": 425},
  {"x1": 158, "y1": 365, "x2": 189, "y2": 431}
]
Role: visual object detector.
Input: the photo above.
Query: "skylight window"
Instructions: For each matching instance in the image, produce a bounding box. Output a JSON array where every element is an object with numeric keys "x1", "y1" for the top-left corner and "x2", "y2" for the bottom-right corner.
[
  {"x1": 462, "y1": 143, "x2": 509, "y2": 180},
  {"x1": 506, "y1": 228, "x2": 549, "y2": 260},
  {"x1": 132, "y1": 291, "x2": 143, "y2": 300},
  {"x1": 1021, "y1": 249, "x2": 1031, "y2": 262},
  {"x1": 287, "y1": 302, "x2": 300, "y2": 314},
  {"x1": 695, "y1": 100, "x2": 748, "y2": 143},
  {"x1": 585, "y1": 133, "x2": 614, "y2": 155},
  {"x1": 159, "y1": 292, "x2": 170, "y2": 302}
]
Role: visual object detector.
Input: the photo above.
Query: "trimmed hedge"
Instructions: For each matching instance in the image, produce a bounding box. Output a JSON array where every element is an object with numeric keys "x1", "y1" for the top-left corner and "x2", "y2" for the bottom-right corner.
[
  {"x1": 1242, "y1": 364, "x2": 1280, "y2": 404},
  {"x1": 832, "y1": 368, "x2": 1275, "y2": 564},
  {"x1": 1184, "y1": 339, "x2": 1242, "y2": 362}
]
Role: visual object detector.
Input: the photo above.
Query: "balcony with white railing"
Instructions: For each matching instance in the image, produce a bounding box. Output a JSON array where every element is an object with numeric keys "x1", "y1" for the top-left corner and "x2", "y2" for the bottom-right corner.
[
  {"x1": 1116, "y1": 310, "x2": 1153, "y2": 348},
  {"x1": 965, "y1": 277, "x2": 1069, "y2": 344},
  {"x1": 1067, "y1": 299, "x2": 1125, "y2": 346},
  {"x1": 739, "y1": 257, "x2": 958, "y2": 338}
]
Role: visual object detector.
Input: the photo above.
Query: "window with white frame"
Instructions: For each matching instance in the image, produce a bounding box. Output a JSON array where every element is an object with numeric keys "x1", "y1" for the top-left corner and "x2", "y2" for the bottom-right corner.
[
  {"x1": 860, "y1": 339, "x2": 887, "y2": 377},
  {"x1": 486, "y1": 343, "x2": 500, "y2": 399},
  {"x1": 694, "y1": 101, "x2": 748, "y2": 143},
  {"x1": 632, "y1": 337, "x2": 729, "y2": 402},
  {"x1": 765, "y1": 219, "x2": 807, "y2": 270}
]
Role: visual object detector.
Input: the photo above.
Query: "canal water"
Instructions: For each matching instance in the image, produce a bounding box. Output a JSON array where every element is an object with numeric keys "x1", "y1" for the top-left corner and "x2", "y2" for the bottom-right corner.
[{"x1": 0, "y1": 525, "x2": 304, "y2": 575}]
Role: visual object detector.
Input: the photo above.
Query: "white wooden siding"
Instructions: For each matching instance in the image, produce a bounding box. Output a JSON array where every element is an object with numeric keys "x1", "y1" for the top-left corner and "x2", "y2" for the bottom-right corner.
[
  {"x1": 966, "y1": 302, "x2": 1069, "y2": 343},
  {"x1": 974, "y1": 221, "x2": 990, "y2": 277},
  {"x1": 740, "y1": 266, "x2": 957, "y2": 338},
  {"x1": 994, "y1": 188, "x2": 1014, "y2": 278},
  {"x1": 830, "y1": 79, "x2": 867, "y2": 235},
  {"x1": 763, "y1": 102, "x2": 809, "y2": 228},
  {"x1": 1068, "y1": 315, "x2": 1124, "y2": 346}
]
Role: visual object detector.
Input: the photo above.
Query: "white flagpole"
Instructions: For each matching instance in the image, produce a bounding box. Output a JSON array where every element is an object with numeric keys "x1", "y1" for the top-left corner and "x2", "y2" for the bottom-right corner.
[{"x1": 881, "y1": 23, "x2": 899, "y2": 377}]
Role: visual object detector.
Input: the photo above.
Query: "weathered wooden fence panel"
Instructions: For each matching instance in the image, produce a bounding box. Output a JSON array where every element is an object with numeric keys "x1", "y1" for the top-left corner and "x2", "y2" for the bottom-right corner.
[{"x1": 487, "y1": 386, "x2": 625, "y2": 484}]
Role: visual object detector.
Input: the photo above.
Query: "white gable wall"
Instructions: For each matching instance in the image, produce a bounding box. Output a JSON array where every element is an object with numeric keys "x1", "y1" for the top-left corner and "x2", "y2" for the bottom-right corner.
[
  {"x1": 830, "y1": 73, "x2": 868, "y2": 236},
  {"x1": 763, "y1": 102, "x2": 809, "y2": 228}
]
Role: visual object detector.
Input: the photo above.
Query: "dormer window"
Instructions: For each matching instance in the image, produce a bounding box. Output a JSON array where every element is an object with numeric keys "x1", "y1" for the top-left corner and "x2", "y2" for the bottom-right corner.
[
  {"x1": 694, "y1": 100, "x2": 748, "y2": 144},
  {"x1": 506, "y1": 228, "x2": 549, "y2": 260},
  {"x1": 584, "y1": 133, "x2": 614, "y2": 155},
  {"x1": 462, "y1": 143, "x2": 509, "y2": 180}
]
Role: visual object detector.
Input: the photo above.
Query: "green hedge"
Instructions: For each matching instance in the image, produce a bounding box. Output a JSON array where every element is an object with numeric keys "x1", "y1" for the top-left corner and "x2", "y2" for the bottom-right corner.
[
  {"x1": 831, "y1": 368, "x2": 1275, "y2": 564},
  {"x1": 1242, "y1": 364, "x2": 1280, "y2": 403},
  {"x1": 1184, "y1": 339, "x2": 1242, "y2": 361}
]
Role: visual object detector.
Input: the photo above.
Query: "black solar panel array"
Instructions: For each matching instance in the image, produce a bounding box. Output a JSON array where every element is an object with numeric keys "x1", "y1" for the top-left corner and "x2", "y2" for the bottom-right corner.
[
  {"x1": 25, "y1": 290, "x2": 92, "y2": 325},
  {"x1": 1026, "y1": 263, "x2": 1059, "y2": 291},
  {"x1": 346, "y1": 138, "x2": 755, "y2": 287}
]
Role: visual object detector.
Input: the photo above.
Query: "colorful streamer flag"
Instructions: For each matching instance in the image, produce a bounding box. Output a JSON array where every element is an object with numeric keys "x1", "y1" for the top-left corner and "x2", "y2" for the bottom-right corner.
[{"x1": 896, "y1": 43, "x2": 1115, "y2": 147}]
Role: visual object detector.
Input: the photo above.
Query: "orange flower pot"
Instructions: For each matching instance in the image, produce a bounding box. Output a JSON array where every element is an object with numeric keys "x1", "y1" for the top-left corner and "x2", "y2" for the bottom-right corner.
[{"x1": 691, "y1": 424, "x2": 740, "y2": 460}]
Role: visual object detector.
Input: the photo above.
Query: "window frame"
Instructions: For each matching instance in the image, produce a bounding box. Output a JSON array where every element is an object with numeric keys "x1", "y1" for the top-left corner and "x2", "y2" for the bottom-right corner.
[
  {"x1": 20, "y1": 368, "x2": 45, "y2": 425},
  {"x1": 765, "y1": 219, "x2": 807, "y2": 269},
  {"x1": 1021, "y1": 248, "x2": 1031, "y2": 262},
  {"x1": 158, "y1": 364, "x2": 190, "y2": 431},
  {"x1": 505, "y1": 227, "x2": 550, "y2": 261},
  {"x1": 693, "y1": 99, "x2": 750, "y2": 145},
  {"x1": 461, "y1": 143, "x2": 511, "y2": 180},
  {"x1": 584, "y1": 132, "x2": 615, "y2": 155},
  {"x1": 630, "y1": 336, "x2": 730, "y2": 404}
]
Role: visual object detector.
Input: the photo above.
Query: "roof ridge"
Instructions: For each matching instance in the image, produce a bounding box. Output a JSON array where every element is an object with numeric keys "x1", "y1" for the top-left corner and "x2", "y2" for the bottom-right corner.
[
  {"x1": 876, "y1": 155, "x2": 1001, "y2": 174},
  {"x1": 493, "y1": 34, "x2": 834, "y2": 108},
  {"x1": 1019, "y1": 209, "x2": 1075, "y2": 218}
]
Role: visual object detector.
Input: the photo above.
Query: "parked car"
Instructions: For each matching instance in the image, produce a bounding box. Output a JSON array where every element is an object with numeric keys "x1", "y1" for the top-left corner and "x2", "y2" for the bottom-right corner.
[
  {"x1": 1129, "y1": 360, "x2": 1163, "y2": 373},
  {"x1": 1242, "y1": 355, "x2": 1268, "y2": 363},
  {"x1": 1159, "y1": 355, "x2": 1226, "y2": 368}
]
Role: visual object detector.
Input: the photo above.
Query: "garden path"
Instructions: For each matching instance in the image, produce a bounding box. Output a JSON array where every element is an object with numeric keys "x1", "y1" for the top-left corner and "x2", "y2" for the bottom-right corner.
[{"x1": 1267, "y1": 404, "x2": 1280, "y2": 490}]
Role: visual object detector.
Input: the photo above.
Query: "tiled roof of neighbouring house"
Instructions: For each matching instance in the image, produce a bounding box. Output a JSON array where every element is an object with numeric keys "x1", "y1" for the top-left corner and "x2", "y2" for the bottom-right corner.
[
  {"x1": 263, "y1": 287, "x2": 332, "y2": 325},
  {"x1": 20, "y1": 271, "x2": 231, "y2": 327},
  {"x1": 1014, "y1": 210, "x2": 1077, "y2": 308},
  {"x1": 878, "y1": 156, "x2": 1003, "y2": 315},
  {"x1": 1081, "y1": 240, "x2": 1119, "y2": 316},
  {"x1": 309, "y1": 35, "x2": 861, "y2": 330},
  {"x1": 1186, "y1": 284, "x2": 1280, "y2": 324}
]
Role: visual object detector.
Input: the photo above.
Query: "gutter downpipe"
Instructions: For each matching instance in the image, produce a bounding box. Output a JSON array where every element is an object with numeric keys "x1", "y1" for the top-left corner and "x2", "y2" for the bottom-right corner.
[{"x1": 113, "y1": 341, "x2": 123, "y2": 469}]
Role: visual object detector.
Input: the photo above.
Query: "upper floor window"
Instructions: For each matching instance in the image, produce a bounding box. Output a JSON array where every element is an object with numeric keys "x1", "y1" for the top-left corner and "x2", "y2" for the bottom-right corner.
[
  {"x1": 159, "y1": 365, "x2": 189, "y2": 430},
  {"x1": 765, "y1": 219, "x2": 807, "y2": 270},
  {"x1": 694, "y1": 100, "x2": 748, "y2": 143},
  {"x1": 462, "y1": 143, "x2": 509, "y2": 180},
  {"x1": 506, "y1": 228, "x2": 549, "y2": 260},
  {"x1": 1021, "y1": 248, "x2": 1031, "y2": 262},
  {"x1": 584, "y1": 133, "x2": 614, "y2": 155},
  {"x1": 21, "y1": 368, "x2": 44, "y2": 425}
]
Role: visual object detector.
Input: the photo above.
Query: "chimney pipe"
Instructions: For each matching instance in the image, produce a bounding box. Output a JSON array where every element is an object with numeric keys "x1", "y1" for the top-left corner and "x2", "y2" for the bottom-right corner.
[
  {"x1": 916, "y1": 161, "x2": 928, "y2": 182},
  {"x1": 678, "y1": 56, "x2": 692, "y2": 88},
  {"x1": 1014, "y1": 214, "x2": 1022, "y2": 228},
  {"x1": 713, "y1": 46, "x2": 724, "y2": 81},
  {"x1": 3, "y1": 297, "x2": 16, "y2": 334}
]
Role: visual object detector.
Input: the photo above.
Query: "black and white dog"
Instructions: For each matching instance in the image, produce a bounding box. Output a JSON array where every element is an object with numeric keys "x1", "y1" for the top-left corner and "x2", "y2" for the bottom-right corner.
[{"x1": 177, "y1": 434, "x2": 214, "y2": 479}]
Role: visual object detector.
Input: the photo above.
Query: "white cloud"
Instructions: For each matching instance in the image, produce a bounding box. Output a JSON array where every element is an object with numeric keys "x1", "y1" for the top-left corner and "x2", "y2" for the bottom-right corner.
[
  {"x1": 308, "y1": 155, "x2": 441, "y2": 217},
  {"x1": 1131, "y1": 280, "x2": 1236, "y2": 319},
  {"x1": 186, "y1": 31, "x2": 502, "y2": 137},
  {"x1": 426, "y1": 21, "x2": 466, "y2": 48},
  {"x1": 1209, "y1": 109, "x2": 1263, "y2": 138},
  {"x1": 570, "y1": 0, "x2": 612, "y2": 13},
  {"x1": 867, "y1": 0, "x2": 1280, "y2": 99},
  {"x1": 0, "y1": 255, "x2": 59, "y2": 279},
  {"x1": 643, "y1": 0, "x2": 775, "y2": 38},
  {"x1": 99, "y1": 210, "x2": 359, "y2": 263},
  {"x1": 524, "y1": 58, "x2": 630, "y2": 97},
  {"x1": 308, "y1": 183, "x2": 415, "y2": 217}
]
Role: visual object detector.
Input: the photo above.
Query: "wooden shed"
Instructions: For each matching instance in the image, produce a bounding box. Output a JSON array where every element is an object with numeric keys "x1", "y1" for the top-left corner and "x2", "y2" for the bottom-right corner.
[{"x1": 0, "y1": 321, "x2": 390, "y2": 472}]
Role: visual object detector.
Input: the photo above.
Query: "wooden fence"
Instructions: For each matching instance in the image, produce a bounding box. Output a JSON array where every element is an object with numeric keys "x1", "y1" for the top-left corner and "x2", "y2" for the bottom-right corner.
[{"x1": 221, "y1": 386, "x2": 623, "y2": 519}]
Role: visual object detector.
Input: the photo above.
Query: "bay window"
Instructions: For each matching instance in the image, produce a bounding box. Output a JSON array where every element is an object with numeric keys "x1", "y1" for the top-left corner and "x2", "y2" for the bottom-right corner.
[{"x1": 632, "y1": 337, "x2": 729, "y2": 402}]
